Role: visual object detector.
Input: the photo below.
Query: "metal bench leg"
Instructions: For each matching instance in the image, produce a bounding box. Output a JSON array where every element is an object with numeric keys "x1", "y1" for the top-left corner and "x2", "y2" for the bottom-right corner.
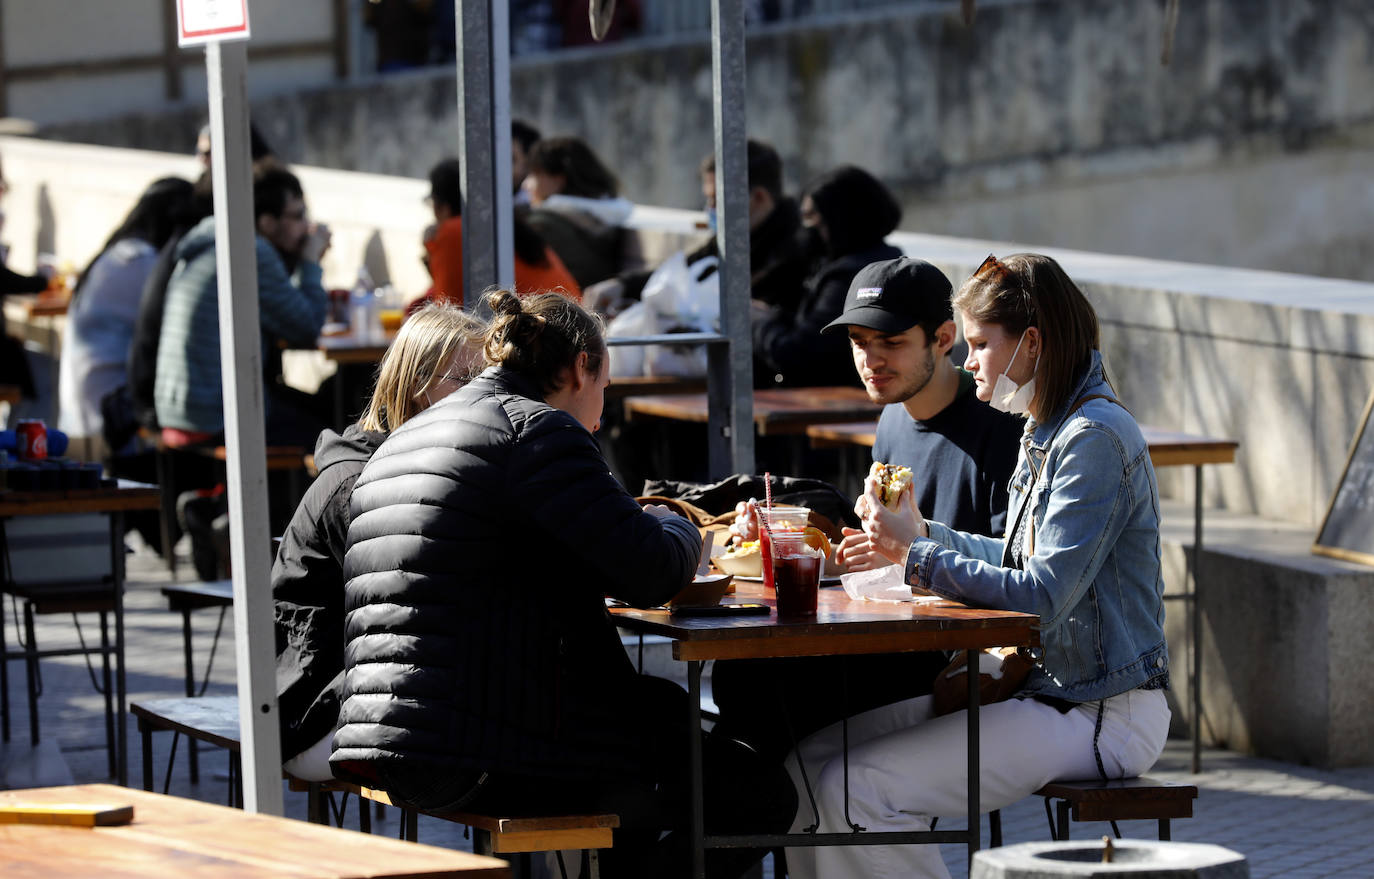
[
  {"x1": 100, "y1": 610, "x2": 115, "y2": 778},
  {"x1": 587, "y1": 849, "x2": 600, "y2": 879},
  {"x1": 140, "y1": 719, "x2": 154, "y2": 791},
  {"x1": 515, "y1": 853, "x2": 532, "y2": 879},
  {"x1": 23, "y1": 600, "x2": 39, "y2": 745},
  {"x1": 358, "y1": 793, "x2": 372, "y2": 833},
  {"x1": 403, "y1": 808, "x2": 418, "y2": 842},
  {"x1": 1056, "y1": 800, "x2": 1071, "y2": 841},
  {"x1": 1, "y1": 574, "x2": 10, "y2": 743},
  {"x1": 989, "y1": 809, "x2": 1002, "y2": 847},
  {"x1": 179, "y1": 608, "x2": 199, "y2": 783},
  {"x1": 1159, "y1": 818, "x2": 1170, "y2": 841},
  {"x1": 156, "y1": 448, "x2": 178, "y2": 578},
  {"x1": 473, "y1": 827, "x2": 494, "y2": 856}
]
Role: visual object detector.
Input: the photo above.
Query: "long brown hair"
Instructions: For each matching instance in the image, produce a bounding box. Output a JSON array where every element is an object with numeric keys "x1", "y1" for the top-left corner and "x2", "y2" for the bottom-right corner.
[
  {"x1": 482, "y1": 289, "x2": 605, "y2": 395},
  {"x1": 952, "y1": 253, "x2": 1103, "y2": 421},
  {"x1": 358, "y1": 303, "x2": 487, "y2": 432}
]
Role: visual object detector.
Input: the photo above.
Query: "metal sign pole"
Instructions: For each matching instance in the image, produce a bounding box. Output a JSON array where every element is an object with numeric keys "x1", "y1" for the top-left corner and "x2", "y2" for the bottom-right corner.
[
  {"x1": 709, "y1": 0, "x2": 754, "y2": 478},
  {"x1": 205, "y1": 38, "x2": 284, "y2": 816},
  {"x1": 457, "y1": 0, "x2": 514, "y2": 318}
]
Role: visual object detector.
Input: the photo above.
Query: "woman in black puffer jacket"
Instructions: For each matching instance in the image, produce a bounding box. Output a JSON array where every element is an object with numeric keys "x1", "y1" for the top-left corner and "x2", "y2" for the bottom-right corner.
[
  {"x1": 334, "y1": 290, "x2": 794, "y2": 878},
  {"x1": 273, "y1": 302, "x2": 486, "y2": 782}
]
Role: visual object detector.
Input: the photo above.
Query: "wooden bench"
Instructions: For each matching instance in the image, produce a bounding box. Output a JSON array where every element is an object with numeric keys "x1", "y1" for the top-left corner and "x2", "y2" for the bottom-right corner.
[
  {"x1": 133, "y1": 695, "x2": 616, "y2": 877},
  {"x1": 987, "y1": 776, "x2": 1198, "y2": 846},
  {"x1": 325, "y1": 781, "x2": 617, "y2": 878},
  {"x1": 158, "y1": 581, "x2": 233, "y2": 783}
]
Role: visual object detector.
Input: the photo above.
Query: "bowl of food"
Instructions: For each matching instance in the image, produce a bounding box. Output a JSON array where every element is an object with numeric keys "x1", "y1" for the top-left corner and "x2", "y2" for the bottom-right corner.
[
  {"x1": 667, "y1": 573, "x2": 735, "y2": 608},
  {"x1": 714, "y1": 540, "x2": 763, "y2": 577}
]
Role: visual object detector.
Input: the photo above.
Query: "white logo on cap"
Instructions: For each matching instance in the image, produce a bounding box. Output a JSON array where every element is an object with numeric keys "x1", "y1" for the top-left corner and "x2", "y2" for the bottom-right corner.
[{"x1": 856, "y1": 287, "x2": 882, "y2": 301}]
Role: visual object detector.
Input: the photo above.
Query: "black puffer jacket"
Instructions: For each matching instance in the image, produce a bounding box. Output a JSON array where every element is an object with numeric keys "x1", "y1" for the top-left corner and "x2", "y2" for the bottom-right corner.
[
  {"x1": 333, "y1": 367, "x2": 700, "y2": 783},
  {"x1": 273, "y1": 424, "x2": 387, "y2": 760}
]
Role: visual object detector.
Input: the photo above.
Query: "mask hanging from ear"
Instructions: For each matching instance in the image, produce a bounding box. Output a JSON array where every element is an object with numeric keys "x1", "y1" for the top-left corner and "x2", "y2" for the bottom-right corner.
[{"x1": 989, "y1": 330, "x2": 1037, "y2": 415}]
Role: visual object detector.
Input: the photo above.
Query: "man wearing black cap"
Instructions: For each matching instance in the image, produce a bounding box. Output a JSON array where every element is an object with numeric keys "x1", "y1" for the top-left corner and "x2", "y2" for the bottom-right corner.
[
  {"x1": 712, "y1": 257, "x2": 1022, "y2": 761},
  {"x1": 823, "y1": 256, "x2": 1023, "y2": 544}
]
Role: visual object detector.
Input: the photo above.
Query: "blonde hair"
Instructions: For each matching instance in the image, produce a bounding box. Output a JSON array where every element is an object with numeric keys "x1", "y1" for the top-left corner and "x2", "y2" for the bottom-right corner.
[{"x1": 358, "y1": 302, "x2": 487, "y2": 432}]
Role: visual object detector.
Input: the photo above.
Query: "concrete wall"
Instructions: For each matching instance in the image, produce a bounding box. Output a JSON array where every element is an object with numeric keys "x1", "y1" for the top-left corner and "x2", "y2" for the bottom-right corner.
[
  {"x1": 6, "y1": 134, "x2": 1373, "y2": 529},
  {"x1": 0, "y1": 0, "x2": 341, "y2": 126},
  {"x1": 37, "y1": 0, "x2": 1374, "y2": 282}
]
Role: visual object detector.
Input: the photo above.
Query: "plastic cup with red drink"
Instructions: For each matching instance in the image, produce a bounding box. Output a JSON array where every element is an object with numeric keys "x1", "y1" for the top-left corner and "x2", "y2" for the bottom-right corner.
[
  {"x1": 770, "y1": 531, "x2": 824, "y2": 618},
  {"x1": 757, "y1": 504, "x2": 810, "y2": 591}
]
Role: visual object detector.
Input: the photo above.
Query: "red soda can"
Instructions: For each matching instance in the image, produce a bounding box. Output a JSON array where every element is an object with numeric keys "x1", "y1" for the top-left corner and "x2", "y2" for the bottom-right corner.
[{"x1": 16, "y1": 419, "x2": 47, "y2": 461}]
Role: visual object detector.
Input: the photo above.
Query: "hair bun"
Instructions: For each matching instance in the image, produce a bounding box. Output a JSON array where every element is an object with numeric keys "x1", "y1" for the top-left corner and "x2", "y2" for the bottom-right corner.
[{"x1": 486, "y1": 289, "x2": 523, "y2": 317}]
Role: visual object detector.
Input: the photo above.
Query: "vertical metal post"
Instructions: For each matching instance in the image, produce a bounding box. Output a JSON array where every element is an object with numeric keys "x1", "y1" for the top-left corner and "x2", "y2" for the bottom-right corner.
[
  {"x1": 708, "y1": 0, "x2": 754, "y2": 478},
  {"x1": 1191, "y1": 465, "x2": 1203, "y2": 773},
  {"x1": 688, "y1": 660, "x2": 706, "y2": 879},
  {"x1": 457, "y1": 0, "x2": 515, "y2": 317},
  {"x1": 110, "y1": 510, "x2": 128, "y2": 785},
  {"x1": 966, "y1": 648, "x2": 980, "y2": 870},
  {"x1": 205, "y1": 39, "x2": 284, "y2": 816}
]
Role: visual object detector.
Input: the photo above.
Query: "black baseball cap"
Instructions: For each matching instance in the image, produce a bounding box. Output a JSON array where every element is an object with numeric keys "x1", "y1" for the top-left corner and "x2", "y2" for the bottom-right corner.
[{"x1": 820, "y1": 257, "x2": 953, "y2": 335}]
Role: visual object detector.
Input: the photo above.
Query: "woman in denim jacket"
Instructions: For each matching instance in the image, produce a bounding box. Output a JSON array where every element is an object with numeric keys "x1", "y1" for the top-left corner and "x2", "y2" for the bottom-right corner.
[{"x1": 784, "y1": 253, "x2": 1171, "y2": 879}]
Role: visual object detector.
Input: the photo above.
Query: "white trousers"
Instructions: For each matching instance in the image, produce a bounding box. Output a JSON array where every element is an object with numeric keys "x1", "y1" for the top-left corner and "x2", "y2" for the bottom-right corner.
[
  {"x1": 783, "y1": 687, "x2": 1170, "y2": 879},
  {"x1": 282, "y1": 732, "x2": 335, "y2": 782}
]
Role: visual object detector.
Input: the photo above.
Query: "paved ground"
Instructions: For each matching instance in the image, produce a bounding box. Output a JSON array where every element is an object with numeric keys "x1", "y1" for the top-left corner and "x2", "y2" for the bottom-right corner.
[{"x1": 5, "y1": 534, "x2": 1374, "y2": 877}]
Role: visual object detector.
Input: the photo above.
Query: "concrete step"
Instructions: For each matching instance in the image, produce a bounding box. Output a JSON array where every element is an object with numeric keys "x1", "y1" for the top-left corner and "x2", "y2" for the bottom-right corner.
[{"x1": 1157, "y1": 498, "x2": 1374, "y2": 767}]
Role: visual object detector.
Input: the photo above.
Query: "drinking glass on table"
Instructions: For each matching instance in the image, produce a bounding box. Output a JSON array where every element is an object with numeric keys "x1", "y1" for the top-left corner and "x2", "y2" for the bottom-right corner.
[
  {"x1": 771, "y1": 531, "x2": 823, "y2": 618},
  {"x1": 757, "y1": 504, "x2": 810, "y2": 591}
]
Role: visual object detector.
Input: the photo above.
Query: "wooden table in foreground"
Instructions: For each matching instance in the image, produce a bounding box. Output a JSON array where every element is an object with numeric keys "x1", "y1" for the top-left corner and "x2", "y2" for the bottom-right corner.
[
  {"x1": 0, "y1": 783, "x2": 509, "y2": 878},
  {"x1": 623, "y1": 386, "x2": 880, "y2": 436},
  {"x1": 806, "y1": 419, "x2": 1239, "y2": 774},
  {"x1": 612, "y1": 582, "x2": 1039, "y2": 879}
]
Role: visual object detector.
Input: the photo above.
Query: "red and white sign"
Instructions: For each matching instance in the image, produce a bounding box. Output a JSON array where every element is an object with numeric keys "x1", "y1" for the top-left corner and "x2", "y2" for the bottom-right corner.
[{"x1": 176, "y1": 0, "x2": 251, "y2": 47}]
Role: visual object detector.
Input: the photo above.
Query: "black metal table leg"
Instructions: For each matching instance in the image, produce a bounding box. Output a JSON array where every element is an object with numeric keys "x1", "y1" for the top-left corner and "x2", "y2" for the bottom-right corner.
[{"x1": 689, "y1": 659, "x2": 705, "y2": 879}]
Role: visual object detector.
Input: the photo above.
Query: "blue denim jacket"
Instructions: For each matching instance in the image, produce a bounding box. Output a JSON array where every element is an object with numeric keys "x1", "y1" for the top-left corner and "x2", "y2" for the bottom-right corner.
[{"x1": 905, "y1": 351, "x2": 1169, "y2": 702}]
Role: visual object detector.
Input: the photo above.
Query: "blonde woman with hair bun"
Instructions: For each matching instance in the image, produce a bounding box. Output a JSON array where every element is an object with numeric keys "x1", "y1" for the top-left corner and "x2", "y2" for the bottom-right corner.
[{"x1": 273, "y1": 302, "x2": 486, "y2": 782}]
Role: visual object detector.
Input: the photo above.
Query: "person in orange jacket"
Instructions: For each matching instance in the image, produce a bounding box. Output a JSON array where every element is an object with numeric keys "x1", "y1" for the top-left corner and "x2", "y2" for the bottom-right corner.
[{"x1": 419, "y1": 158, "x2": 580, "y2": 310}]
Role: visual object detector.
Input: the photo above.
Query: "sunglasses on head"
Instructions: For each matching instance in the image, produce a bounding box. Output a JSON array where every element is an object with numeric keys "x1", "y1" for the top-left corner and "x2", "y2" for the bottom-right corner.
[
  {"x1": 973, "y1": 253, "x2": 1036, "y2": 317},
  {"x1": 974, "y1": 253, "x2": 1014, "y2": 282}
]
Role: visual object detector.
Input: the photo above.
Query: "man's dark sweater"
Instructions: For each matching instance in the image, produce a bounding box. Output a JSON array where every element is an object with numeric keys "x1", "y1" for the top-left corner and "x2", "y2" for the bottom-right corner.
[{"x1": 873, "y1": 370, "x2": 1024, "y2": 538}]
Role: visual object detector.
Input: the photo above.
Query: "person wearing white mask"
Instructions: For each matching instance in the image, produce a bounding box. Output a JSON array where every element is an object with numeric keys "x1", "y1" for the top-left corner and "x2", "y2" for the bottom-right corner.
[{"x1": 782, "y1": 252, "x2": 1171, "y2": 879}]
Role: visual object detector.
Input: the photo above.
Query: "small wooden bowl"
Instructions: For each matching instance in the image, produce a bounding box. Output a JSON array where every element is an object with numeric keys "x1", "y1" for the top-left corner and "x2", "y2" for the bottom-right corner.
[{"x1": 667, "y1": 573, "x2": 734, "y2": 608}]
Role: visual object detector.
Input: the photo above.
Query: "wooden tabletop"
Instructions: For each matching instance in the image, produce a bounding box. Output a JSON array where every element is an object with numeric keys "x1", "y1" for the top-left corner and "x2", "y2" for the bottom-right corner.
[
  {"x1": 605, "y1": 374, "x2": 706, "y2": 402},
  {"x1": 0, "y1": 482, "x2": 160, "y2": 517},
  {"x1": 0, "y1": 384, "x2": 21, "y2": 406},
  {"x1": 623, "y1": 386, "x2": 881, "y2": 436},
  {"x1": 0, "y1": 784, "x2": 508, "y2": 878},
  {"x1": 611, "y1": 581, "x2": 1038, "y2": 662},
  {"x1": 317, "y1": 330, "x2": 396, "y2": 365},
  {"x1": 25, "y1": 294, "x2": 70, "y2": 318},
  {"x1": 807, "y1": 420, "x2": 1239, "y2": 469}
]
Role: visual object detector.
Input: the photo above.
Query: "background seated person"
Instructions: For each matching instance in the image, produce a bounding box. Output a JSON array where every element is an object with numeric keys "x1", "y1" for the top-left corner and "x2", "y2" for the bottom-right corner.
[
  {"x1": 753, "y1": 164, "x2": 902, "y2": 388},
  {"x1": 0, "y1": 149, "x2": 52, "y2": 407},
  {"x1": 783, "y1": 253, "x2": 1171, "y2": 879},
  {"x1": 275, "y1": 302, "x2": 486, "y2": 782},
  {"x1": 334, "y1": 290, "x2": 793, "y2": 879},
  {"x1": 58, "y1": 177, "x2": 194, "y2": 451},
  {"x1": 154, "y1": 162, "x2": 330, "y2": 448},
  {"x1": 520, "y1": 135, "x2": 642, "y2": 290},
  {"x1": 585, "y1": 138, "x2": 806, "y2": 318},
  {"x1": 418, "y1": 157, "x2": 580, "y2": 309}
]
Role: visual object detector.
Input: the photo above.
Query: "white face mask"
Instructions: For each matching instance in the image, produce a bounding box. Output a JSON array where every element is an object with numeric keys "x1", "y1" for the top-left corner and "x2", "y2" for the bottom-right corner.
[{"x1": 990, "y1": 330, "x2": 1037, "y2": 415}]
